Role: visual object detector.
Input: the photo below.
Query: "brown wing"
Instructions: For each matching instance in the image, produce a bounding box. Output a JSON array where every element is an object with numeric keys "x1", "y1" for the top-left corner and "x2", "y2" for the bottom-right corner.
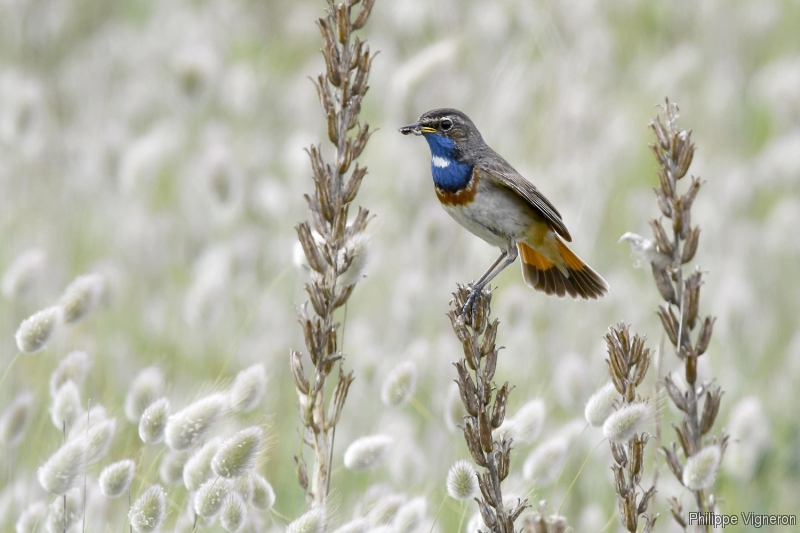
[{"x1": 479, "y1": 155, "x2": 573, "y2": 242}]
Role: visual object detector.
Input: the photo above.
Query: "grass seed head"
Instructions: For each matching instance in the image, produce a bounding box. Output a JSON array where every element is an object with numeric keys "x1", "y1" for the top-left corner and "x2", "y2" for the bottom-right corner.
[
  {"x1": 380, "y1": 361, "x2": 417, "y2": 407},
  {"x1": 446, "y1": 460, "x2": 478, "y2": 500},
  {"x1": 220, "y1": 493, "x2": 247, "y2": 532},
  {"x1": 45, "y1": 488, "x2": 81, "y2": 533},
  {"x1": 343, "y1": 434, "x2": 392, "y2": 472},
  {"x1": 15, "y1": 501, "x2": 47, "y2": 533},
  {"x1": 160, "y1": 449, "x2": 191, "y2": 486},
  {"x1": 585, "y1": 382, "x2": 619, "y2": 427},
  {"x1": 15, "y1": 306, "x2": 61, "y2": 354},
  {"x1": 99, "y1": 459, "x2": 136, "y2": 498},
  {"x1": 1, "y1": 248, "x2": 46, "y2": 301},
  {"x1": 250, "y1": 472, "x2": 276, "y2": 510},
  {"x1": 683, "y1": 445, "x2": 722, "y2": 490},
  {"x1": 0, "y1": 391, "x2": 34, "y2": 447},
  {"x1": 49, "y1": 350, "x2": 91, "y2": 396},
  {"x1": 229, "y1": 364, "x2": 267, "y2": 413},
  {"x1": 287, "y1": 506, "x2": 326, "y2": 533},
  {"x1": 130, "y1": 484, "x2": 167, "y2": 532},
  {"x1": 139, "y1": 397, "x2": 170, "y2": 444},
  {"x1": 50, "y1": 380, "x2": 83, "y2": 430},
  {"x1": 38, "y1": 439, "x2": 87, "y2": 494},
  {"x1": 509, "y1": 399, "x2": 546, "y2": 444},
  {"x1": 125, "y1": 367, "x2": 165, "y2": 422},
  {"x1": 602, "y1": 402, "x2": 651, "y2": 443},
  {"x1": 194, "y1": 477, "x2": 232, "y2": 518},
  {"x1": 183, "y1": 437, "x2": 221, "y2": 491},
  {"x1": 523, "y1": 437, "x2": 569, "y2": 485},
  {"x1": 330, "y1": 518, "x2": 370, "y2": 533},
  {"x1": 60, "y1": 273, "x2": 105, "y2": 324},
  {"x1": 85, "y1": 417, "x2": 116, "y2": 464},
  {"x1": 212, "y1": 426, "x2": 263, "y2": 478},
  {"x1": 165, "y1": 393, "x2": 227, "y2": 450}
]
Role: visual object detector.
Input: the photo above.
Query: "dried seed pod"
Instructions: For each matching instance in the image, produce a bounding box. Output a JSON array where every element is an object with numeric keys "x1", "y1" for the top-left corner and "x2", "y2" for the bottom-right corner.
[
  {"x1": 491, "y1": 382, "x2": 509, "y2": 429},
  {"x1": 662, "y1": 443, "x2": 684, "y2": 484},
  {"x1": 672, "y1": 197, "x2": 684, "y2": 235},
  {"x1": 653, "y1": 186, "x2": 673, "y2": 217},
  {"x1": 664, "y1": 374, "x2": 688, "y2": 412},
  {"x1": 455, "y1": 361, "x2": 479, "y2": 417},
  {"x1": 296, "y1": 223, "x2": 327, "y2": 274},
  {"x1": 652, "y1": 263, "x2": 677, "y2": 304},
  {"x1": 649, "y1": 219, "x2": 674, "y2": 256},
  {"x1": 674, "y1": 421, "x2": 692, "y2": 457},
  {"x1": 610, "y1": 442, "x2": 627, "y2": 466},
  {"x1": 686, "y1": 353, "x2": 697, "y2": 386},
  {"x1": 657, "y1": 305, "x2": 679, "y2": 347},
  {"x1": 328, "y1": 370, "x2": 354, "y2": 427},
  {"x1": 463, "y1": 419, "x2": 486, "y2": 467},
  {"x1": 480, "y1": 320, "x2": 498, "y2": 357},
  {"x1": 700, "y1": 387, "x2": 723, "y2": 435},
  {"x1": 478, "y1": 409, "x2": 493, "y2": 453},
  {"x1": 294, "y1": 455, "x2": 308, "y2": 491},
  {"x1": 682, "y1": 227, "x2": 701, "y2": 264},
  {"x1": 291, "y1": 350, "x2": 310, "y2": 395},
  {"x1": 696, "y1": 316, "x2": 716, "y2": 355}
]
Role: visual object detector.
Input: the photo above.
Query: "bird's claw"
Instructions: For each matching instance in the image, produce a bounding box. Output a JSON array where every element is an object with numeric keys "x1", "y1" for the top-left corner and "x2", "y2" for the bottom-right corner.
[{"x1": 460, "y1": 286, "x2": 481, "y2": 321}]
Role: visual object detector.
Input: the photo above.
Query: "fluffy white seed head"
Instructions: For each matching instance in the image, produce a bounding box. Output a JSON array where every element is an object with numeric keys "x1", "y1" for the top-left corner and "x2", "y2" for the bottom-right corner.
[
  {"x1": 49, "y1": 351, "x2": 91, "y2": 397},
  {"x1": 394, "y1": 498, "x2": 426, "y2": 533},
  {"x1": 50, "y1": 381, "x2": 83, "y2": 430},
  {"x1": 15, "y1": 306, "x2": 61, "y2": 354},
  {"x1": 231, "y1": 473, "x2": 254, "y2": 502},
  {"x1": 139, "y1": 398, "x2": 170, "y2": 444},
  {"x1": 130, "y1": 484, "x2": 167, "y2": 532},
  {"x1": 619, "y1": 232, "x2": 672, "y2": 269},
  {"x1": 0, "y1": 391, "x2": 34, "y2": 447},
  {"x1": 287, "y1": 506, "x2": 326, "y2": 533},
  {"x1": 367, "y1": 495, "x2": 406, "y2": 526},
  {"x1": 250, "y1": 473, "x2": 276, "y2": 510},
  {"x1": 183, "y1": 438, "x2": 221, "y2": 491},
  {"x1": 125, "y1": 366, "x2": 165, "y2": 422},
  {"x1": 68, "y1": 404, "x2": 107, "y2": 440},
  {"x1": 229, "y1": 365, "x2": 267, "y2": 413},
  {"x1": 724, "y1": 396, "x2": 771, "y2": 479},
  {"x1": 194, "y1": 478, "x2": 232, "y2": 518},
  {"x1": 1, "y1": 248, "x2": 46, "y2": 301},
  {"x1": 508, "y1": 399, "x2": 546, "y2": 444},
  {"x1": 212, "y1": 426, "x2": 263, "y2": 478},
  {"x1": 99, "y1": 459, "x2": 136, "y2": 498},
  {"x1": 15, "y1": 501, "x2": 47, "y2": 533},
  {"x1": 165, "y1": 393, "x2": 228, "y2": 450},
  {"x1": 522, "y1": 437, "x2": 569, "y2": 485},
  {"x1": 85, "y1": 417, "x2": 116, "y2": 464},
  {"x1": 603, "y1": 402, "x2": 651, "y2": 443},
  {"x1": 381, "y1": 361, "x2": 417, "y2": 407},
  {"x1": 330, "y1": 518, "x2": 370, "y2": 533},
  {"x1": 585, "y1": 382, "x2": 619, "y2": 427},
  {"x1": 38, "y1": 439, "x2": 87, "y2": 494},
  {"x1": 344, "y1": 434, "x2": 392, "y2": 472},
  {"x1": 220, "y1": 493, "x2": 247, "y2": 532},
  {"x1": 338, "y1": 233, "x2": 370, "y2": 287},
  {"x1": 446, "y1": 460, "x2": 478, "y2": 500},
  {"x1": 45, "y1": 488, "x2": 81, "y2": 533},
  {"x1": 160, "y1": 449, "x2": 191, "y2": 486},
  {"x1": 60, "y1": 273, "x2": 105, "y2": 324},
  {"x1": 683, "y1": 445, "x2": 722, "y2": 490}
]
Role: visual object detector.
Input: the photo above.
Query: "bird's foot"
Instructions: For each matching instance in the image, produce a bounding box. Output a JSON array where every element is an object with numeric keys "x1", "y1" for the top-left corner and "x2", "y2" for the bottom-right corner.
[{"x1": 460, "y1": 284, "x2": 484, "y2": 322}]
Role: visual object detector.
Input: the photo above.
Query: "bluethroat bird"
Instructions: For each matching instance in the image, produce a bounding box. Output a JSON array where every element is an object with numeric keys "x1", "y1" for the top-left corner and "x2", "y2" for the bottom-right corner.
[{"x1": 400, "y1": 108, "x2": 608, "y2": 316}]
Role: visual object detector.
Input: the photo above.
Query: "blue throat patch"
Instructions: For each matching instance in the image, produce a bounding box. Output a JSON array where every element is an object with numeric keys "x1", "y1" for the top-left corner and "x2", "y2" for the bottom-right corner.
[{"x1": 424, "y1": 133, "x2": 473, "y2": 193}]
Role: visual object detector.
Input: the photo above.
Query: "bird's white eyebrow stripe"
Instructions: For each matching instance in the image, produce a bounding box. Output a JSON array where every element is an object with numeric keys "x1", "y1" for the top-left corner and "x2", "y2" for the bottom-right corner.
[{"x1": 432, "y1": 155, "x2": 451, "y2": 168}]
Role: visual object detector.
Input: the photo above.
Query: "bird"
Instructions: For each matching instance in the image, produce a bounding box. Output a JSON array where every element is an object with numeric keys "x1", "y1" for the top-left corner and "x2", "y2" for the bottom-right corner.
[{"x1": 399, "y1": 108, "x2": 608, "y2": 316}]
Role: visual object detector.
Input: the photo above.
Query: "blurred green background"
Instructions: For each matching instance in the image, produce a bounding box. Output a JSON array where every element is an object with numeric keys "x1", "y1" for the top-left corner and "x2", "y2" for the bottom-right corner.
[{"x1": 1, "y1": 0, "x2": 798, "y2": 531}]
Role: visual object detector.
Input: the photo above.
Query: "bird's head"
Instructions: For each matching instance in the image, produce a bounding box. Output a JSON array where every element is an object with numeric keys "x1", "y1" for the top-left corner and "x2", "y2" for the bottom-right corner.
[{"x1": 399, "y1": 108, "x2": 483, "y2": 159}]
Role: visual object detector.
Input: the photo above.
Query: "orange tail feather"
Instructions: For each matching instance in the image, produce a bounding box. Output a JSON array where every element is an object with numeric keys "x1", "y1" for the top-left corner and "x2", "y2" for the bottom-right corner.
[{"x1": 517, "y1": 241, "x2": 608, "y2": 299}]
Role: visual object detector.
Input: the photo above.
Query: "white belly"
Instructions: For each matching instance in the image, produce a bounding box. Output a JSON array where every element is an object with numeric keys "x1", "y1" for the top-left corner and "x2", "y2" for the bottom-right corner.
[{"x1": 441, "y1": 179, "x2": 536, "y2": 249}]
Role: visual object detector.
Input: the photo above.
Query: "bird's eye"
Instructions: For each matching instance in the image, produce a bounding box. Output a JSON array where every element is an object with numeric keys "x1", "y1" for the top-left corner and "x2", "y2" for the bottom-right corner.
[{"x1": 440, "y1": 119, "x2": 453, "y2": 131}]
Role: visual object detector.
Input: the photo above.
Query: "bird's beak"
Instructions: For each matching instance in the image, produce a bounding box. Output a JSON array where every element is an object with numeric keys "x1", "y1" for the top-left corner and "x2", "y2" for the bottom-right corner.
[
  {"x1": 399, "y1": 122, "x2": 422, "y2": 136},
  {"x1": 399, "y1": 122, "x2": 437, "y2": 136}
]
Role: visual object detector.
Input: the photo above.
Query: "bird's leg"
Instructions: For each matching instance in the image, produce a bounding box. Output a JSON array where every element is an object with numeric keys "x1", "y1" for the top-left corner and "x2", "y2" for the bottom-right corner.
[{"x1": 462, "y1": 243, "x2": 519, "y2": 318}]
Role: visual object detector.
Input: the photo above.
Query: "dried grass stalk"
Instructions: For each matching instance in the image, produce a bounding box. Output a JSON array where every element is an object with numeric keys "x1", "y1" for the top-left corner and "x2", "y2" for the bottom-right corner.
[
  {"x1": 448, "y1": 285, "x2": 527, "y2": 533},
  {"x1": 291, "y1": 0, "x2": 377, "y2": 508}
]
